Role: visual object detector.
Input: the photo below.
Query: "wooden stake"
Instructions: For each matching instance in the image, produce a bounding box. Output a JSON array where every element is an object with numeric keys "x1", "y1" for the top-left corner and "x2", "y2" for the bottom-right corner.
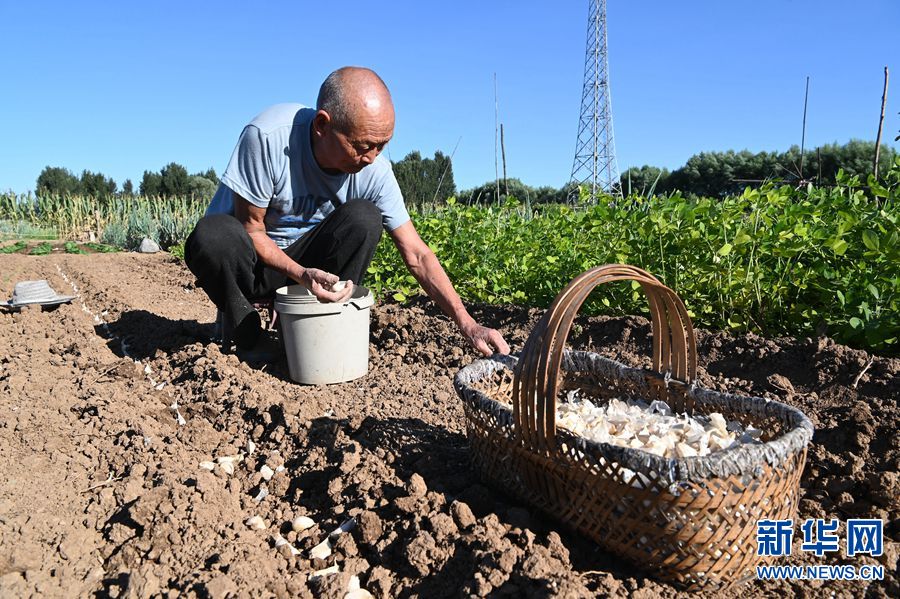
[
  {"x1": 432, "y1": 137, "x2": 462, "y2": 205},
  {"x1": 817, "y1": 147, "x2": 821, "y2": 184},
  {"x1": 800, "y1": 76, "x2": 809, "y2": 180},
  {"x1": 494, "y1": 73, "x2": 500, "y2": 204},
  {"x1": 501, "y1": 123, "x2": 508, "y2": 197},
  {"x1": 874, "y1": 66, "x2": 889, "y2": 178}
]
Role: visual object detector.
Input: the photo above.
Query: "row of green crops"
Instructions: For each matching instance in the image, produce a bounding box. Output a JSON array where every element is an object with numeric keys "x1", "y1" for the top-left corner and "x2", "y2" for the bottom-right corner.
[
  {"x1": 2, "y1": 160, "x2": 897, "y2": 352},
  {"x1": 0, "y1": 193, "x2": 207, "y2": 250},
  {"x1": 368, "y1": 163, "x2": 899, "y2": 353}
]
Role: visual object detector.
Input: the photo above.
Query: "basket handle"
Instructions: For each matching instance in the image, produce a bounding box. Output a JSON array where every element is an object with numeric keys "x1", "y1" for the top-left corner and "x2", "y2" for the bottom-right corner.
[{"x1": 511, "y1": 264, "x2": 697, "y2": 452}]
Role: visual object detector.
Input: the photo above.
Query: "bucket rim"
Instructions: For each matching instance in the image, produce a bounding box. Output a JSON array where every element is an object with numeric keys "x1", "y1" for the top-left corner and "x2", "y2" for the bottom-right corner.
[{"x1": 274, "y1": 284, "x2": 374, "y2": 311}]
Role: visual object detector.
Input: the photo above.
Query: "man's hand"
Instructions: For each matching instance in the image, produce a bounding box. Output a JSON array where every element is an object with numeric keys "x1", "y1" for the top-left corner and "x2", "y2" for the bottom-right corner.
[
  {"x1": 460, "y1": 321, "x2": 510, "y2": 357},
  {"x1": 299, "y1": 267, "x2": 355, "y2": 303}
]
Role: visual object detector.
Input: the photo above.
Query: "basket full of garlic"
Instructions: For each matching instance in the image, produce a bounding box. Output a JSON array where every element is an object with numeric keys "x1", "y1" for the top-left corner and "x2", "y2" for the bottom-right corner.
[{"x1": 453, "y1": 265, "x2": 813, "y2": 591}]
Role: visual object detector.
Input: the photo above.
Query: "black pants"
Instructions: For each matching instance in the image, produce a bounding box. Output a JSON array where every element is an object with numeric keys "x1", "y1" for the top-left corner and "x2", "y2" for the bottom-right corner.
[{"x1": 184, "y1": 199, "x2": 383, "y2": 347}]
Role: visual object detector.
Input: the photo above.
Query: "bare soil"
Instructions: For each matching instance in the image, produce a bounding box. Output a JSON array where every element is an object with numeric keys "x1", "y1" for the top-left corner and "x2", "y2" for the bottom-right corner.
[{"x1": 0, "y1": 252, "x2": 897, "y2": 598}]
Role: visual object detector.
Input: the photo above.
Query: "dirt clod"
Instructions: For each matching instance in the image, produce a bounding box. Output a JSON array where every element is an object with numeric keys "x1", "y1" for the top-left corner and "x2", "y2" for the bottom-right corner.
[{"x1": 1, "y1": 252, "x2": 897, "y2": 598}]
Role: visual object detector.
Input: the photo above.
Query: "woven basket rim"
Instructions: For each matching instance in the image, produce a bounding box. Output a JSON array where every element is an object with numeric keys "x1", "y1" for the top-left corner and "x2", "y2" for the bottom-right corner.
[{"x1": 454, "y1": 352, "x2": 814, "y2": 486}]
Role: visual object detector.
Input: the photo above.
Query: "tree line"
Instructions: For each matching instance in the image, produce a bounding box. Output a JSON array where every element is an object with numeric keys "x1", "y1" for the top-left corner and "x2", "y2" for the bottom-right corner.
[
  {"x1": 33, "y1": 139, "x2": 896, "y2": 206},
  {"x1": 456, "y1": 141, "x2": 898, "y2": 205},
  {"x1": 35, "y1": 163, "x2": 219, "y2": 201},
  {"x1": 620, "y1": 140, "x2": 897, "y2": 198}
]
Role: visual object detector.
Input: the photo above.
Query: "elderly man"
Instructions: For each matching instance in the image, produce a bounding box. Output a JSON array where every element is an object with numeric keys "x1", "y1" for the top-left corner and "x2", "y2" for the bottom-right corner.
[{"x1": 185, "y1": 66, "x2": 509, "y2": 359}]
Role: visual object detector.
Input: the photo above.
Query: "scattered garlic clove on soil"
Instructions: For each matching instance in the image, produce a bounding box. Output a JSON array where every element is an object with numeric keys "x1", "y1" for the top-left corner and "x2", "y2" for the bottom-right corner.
[
  {"x1": 292, "y1": 516, "x2": 315, "y2": 532},
  {"x1": 330, "y1": 518, "x2": 356, "y2": 537},
  {"x1": 254, "y1": 486, "x2": 268, "y2": 503},
  {"x1": 272, "y1": 534, "x2": 301, "y2": 555},
  {"x1": 169, "y1": 401, "x2": 186, "y2": 426},
  {"x1": 310, "y1": 565, "x2": 340, "y2": 580},
  {"x1": 309, "y1": 538, "x2": 333, "y2": 560},
  {"x1": 260, "y1": 465, "x2": 275, "y2": 481},
  {"x1": 247, "y1": 440, "x2": 256, "y2": 455},
  {"x1": 219, "y1": 461, "x2": 235, "y2": 476},
  {"x1": 245, "y1": 515, "x2": 267, "y2": 530},
  {"x1": 345, "y1": 577, "x2": 376, "y2": 599},
  {"x1": 199, "y1": 461, "x2": 216, "y2": 471}
]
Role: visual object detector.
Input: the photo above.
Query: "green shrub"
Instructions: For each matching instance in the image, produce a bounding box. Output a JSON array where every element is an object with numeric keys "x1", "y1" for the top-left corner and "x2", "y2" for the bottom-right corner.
[{"x1": 28, "y1": 242, "x2": 53, "y2": 256}]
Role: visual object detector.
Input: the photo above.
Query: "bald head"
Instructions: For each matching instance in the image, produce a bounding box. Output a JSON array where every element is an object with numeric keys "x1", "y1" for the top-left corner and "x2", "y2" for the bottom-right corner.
[{"x1": 317, "y1": 67, "x2": 394, "y2": 133}]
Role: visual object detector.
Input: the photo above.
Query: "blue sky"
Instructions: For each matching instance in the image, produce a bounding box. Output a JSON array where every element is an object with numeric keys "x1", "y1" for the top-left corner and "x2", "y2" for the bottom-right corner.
[{"x1": 1, "y1": 1, "x2": 898, "y2": 195}]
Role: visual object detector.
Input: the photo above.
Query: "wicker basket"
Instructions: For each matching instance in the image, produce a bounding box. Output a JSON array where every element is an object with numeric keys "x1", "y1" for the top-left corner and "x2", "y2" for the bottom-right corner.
[{"x1": 453, "y1": 265, "x2": 814, "y2": 590}]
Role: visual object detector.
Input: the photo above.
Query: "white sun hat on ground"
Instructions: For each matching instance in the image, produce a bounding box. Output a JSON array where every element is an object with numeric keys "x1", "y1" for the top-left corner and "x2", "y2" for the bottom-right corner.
[{"x1": 1, "y1": 280, "x2": 76, "y2": 309}]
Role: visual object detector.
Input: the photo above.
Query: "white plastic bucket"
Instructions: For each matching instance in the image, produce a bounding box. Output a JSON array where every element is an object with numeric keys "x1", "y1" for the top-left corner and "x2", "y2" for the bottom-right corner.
[{"x1": 274, "y1": 284, "x2": 375, "y2": 385}]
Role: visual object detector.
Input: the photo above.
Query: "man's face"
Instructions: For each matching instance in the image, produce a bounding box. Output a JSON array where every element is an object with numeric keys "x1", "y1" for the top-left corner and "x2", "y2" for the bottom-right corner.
[{"x1": 314, "y1": 108, "x2": 394, "y2": 174}]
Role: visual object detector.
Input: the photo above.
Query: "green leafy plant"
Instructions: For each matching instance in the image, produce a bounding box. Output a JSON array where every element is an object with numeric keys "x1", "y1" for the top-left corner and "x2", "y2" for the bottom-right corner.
[
  {"x1": 64, "y1": 241, "x2": 86, "y2": 254},
  {"x1": 28, "y1": 242, "x2": 53, "y2": 256},
  {"x1": 84, "y1": 242, "x2": 119, "y2": 253},
  {"x1": 0, "y1": 240, "x2": 27, "y2": 254},
  {"x1": 168, "y1": 242, "x2": 185, "y2": 260},
  {"x1": 366, "y1": 161, "x2": 899, "y2": 353}
]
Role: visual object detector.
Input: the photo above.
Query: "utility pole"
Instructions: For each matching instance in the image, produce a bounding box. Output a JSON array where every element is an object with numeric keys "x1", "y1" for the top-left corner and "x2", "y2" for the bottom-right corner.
[{"x1": 570, "y1": 0, "x2": 621, "y2": 202}]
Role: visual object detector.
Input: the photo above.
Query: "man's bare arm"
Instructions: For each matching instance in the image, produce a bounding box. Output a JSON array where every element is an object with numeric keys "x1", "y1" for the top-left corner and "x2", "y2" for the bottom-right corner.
[{"x1": 389, "y1": 220, "x2": 509, "y2": 356}]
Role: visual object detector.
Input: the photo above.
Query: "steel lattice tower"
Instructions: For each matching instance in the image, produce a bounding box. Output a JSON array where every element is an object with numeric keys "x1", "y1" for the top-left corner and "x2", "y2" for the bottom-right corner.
[{"x1": 570, "y1": 0, "x2": 621, "y2": 201}]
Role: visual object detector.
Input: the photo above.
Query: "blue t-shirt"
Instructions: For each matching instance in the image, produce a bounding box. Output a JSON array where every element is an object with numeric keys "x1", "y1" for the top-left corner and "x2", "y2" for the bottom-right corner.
[{"x1": 206, "y1": 103, "x2": 410, "y2": 248}]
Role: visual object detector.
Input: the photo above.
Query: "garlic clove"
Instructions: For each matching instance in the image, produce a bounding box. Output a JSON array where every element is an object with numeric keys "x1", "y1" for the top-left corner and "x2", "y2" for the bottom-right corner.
[
  {"x1": 309, "y1": 539, "x2": 333, "y2": 560},
  {"x1": 309, "y1": 564, "x2": 340, "y2": 580},
  {"x1": 199, "y1": 461, "x2": 216, "y2": 471},
  {"x1": 272, "y1": 534, "x2": 301, "y2": 555},
  {"x1": 330, "y1": 517, "x2": 357, "y2": 538},
  {"x1": 260, "y1": 465, "x2": 275, "y2": 481},
  {"x1": 344, "y1": 590, "x2": 374, "y2": 599},
  {"x1": 292, "y1": 516, "x2": 315, "y2": 532},
  {"x1": 219, "y1": 461, "x2": 235, "y2": 476},
  {"x1": 708, "y1": 412, "x2": 728, "y2": 434},
  {"x1": 675, "y1": 442, "x2": 699, "y2": 458},
  {"x1": 245, "y1": 515, "x2": 267, "y2": 530},
  {"x1": 348, "y1": 575, "x2": 361, "y2": 592}
]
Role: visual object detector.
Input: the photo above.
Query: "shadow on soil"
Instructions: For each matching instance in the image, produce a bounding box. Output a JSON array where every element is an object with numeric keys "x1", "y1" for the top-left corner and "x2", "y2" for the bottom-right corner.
[{"x1": 95, "y1": 309, "x2": 217, "y2": 360}]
